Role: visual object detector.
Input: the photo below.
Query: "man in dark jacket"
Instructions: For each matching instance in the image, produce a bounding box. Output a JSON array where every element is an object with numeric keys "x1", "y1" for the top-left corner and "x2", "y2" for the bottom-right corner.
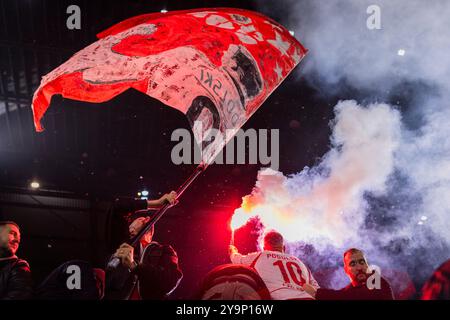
[
  {"x1": 303, "y1": 248, "x2": 394, "y2": 300},
  {"x1": 0, "y1": 221, "x2": 33, "y2": 299},
  {"x1": 105, "y1": 191, "x2": 183, "y2": 300}
]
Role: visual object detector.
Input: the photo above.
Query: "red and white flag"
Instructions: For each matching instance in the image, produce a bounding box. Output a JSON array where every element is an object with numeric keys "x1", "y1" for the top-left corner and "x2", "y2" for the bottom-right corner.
[{"x1": 32, "y1": 8, "x2": 307, "y2": 164}]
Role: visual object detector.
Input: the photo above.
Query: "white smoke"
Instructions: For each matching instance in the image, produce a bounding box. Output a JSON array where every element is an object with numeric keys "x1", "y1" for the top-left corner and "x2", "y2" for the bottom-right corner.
[
  {"x1": 246, "y1": 0, "x2": 450, "y2": 293},
  {"x1": 235, "y1": 101, "x2": 402, "y2": 286},
  {"x1": 237, "y1": 101, "x2": 401, "y2": 243},
  {"x1": 283, "y1": 0, "x2": 450, "y2": 94}
]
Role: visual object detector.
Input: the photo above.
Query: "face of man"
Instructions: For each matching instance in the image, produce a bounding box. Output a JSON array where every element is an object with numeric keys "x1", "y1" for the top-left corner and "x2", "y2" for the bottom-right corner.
[
  {"x1": 129, "y1": 217, "x2": 146, "y2": 238},
  {"x1": 128, "y1": 217, "x2": 153, "y2": 242},
  {"x1": 0, "y1": 224, "x2": 21, "y2": 257},
  {"x1": 344, "y1": 251, "x2": 369, "y2": 285}
]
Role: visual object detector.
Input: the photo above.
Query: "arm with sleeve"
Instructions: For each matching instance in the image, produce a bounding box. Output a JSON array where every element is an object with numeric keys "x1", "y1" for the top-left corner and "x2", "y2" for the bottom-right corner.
[{"x1": 230, "y1": 252, "x2": 261, "y2": 266}]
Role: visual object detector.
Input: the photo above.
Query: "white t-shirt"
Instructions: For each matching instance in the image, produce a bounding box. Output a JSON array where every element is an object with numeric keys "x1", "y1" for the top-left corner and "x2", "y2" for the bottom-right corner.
[{"x1": 231, "y1": 250, "x2": 319, "y2": 300}]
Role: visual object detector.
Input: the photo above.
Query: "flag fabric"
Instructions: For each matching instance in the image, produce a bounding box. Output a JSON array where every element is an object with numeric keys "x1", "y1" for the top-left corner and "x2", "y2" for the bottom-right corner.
[{"x1": 32, "y1": 8, "x2": 307, "y2": 164}]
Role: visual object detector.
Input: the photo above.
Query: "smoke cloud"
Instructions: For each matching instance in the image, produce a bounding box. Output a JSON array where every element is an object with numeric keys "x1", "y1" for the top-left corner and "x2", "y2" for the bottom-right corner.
[{"x1": 242, "y1": 0, "x2": 450, "y2": 295}]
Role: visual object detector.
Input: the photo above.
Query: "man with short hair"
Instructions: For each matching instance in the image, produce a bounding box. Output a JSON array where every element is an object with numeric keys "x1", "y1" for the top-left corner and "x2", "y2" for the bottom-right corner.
[
  {"x1": 106, "y1": 191, "x2": 183, "y2": 300},
  {"x1": 0, "y1": 221, "x2": 33, "y2": 299},
  {"x1": 229, "y1": 230, "x2": 319, "y2": 300},
  {"x1": 303, "y1": 248, "x2": 394, "y2": 300}
]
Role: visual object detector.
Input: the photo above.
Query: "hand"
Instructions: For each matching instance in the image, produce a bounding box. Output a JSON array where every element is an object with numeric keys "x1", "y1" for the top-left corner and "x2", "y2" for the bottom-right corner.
[
  {"x1": 114, "y1": 243, "x2": 136, "y2": 270},
  {"x1": 228, "y1": 245, "x2": 238, "y2": 256},
  {"x1": 160, "y1": 191, "x2": 177, "y2": 205},
  {"x1": 302, "y1": 283, "x2": 317, "y2": 298}
]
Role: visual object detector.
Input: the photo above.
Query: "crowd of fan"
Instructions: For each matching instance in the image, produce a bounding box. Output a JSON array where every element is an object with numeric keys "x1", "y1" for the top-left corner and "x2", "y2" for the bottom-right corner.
[{"x1": 1, "y1": 217, "x2": 449, "y2": 300}]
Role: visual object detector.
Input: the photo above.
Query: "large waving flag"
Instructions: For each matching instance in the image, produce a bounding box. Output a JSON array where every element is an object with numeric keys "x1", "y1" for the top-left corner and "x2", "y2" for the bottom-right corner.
[{"x1": 31, "y1": 8, "x2": 307, "y2": 165}]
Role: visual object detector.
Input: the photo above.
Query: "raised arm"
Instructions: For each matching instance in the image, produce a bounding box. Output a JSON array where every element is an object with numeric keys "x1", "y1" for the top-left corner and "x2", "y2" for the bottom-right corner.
[{"x1": 146, "y1": 191, "x2": 177, "y2": 208}]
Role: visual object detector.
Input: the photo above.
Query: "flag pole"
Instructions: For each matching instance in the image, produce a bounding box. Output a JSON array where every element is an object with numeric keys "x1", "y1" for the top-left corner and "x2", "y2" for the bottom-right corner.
[{"x1": 107, "y1": 162, "x2": 206, "y2": 269}]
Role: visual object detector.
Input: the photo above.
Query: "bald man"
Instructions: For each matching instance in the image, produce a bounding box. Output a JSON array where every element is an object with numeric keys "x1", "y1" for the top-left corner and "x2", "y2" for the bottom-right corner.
[
  {"x1": 229, "y1": 230, "x2": 319, "y2": 300},
  {"x1": 303, "y1": 248, "x2": 394, "y2": 300}
]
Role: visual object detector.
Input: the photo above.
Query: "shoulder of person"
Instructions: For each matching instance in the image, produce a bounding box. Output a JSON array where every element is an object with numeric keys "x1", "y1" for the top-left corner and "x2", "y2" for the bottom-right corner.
[
  {"x1": 15, "y1": 258, "x2": 30, "y2": 269},
  {"x1": 380, "y1": 276, "x2": 393, "y2": 288},
  {"x1": 146, "y1": 242, "x2": 178, "y2": 255},
  {"x1": 247, "y1": 251, "x2": 265, "y2": 259},
  {"x1": 161, "y1": 244, "x2": 178, "y2": 256},
  {"x1": 8, "y1": 258, "x2": 31, "y2": 273},
  {"x1": 283, "y1": 252, "x2": 304, "y2": 262},
  {"x1": 341, "y1": 283, "x2": 354, "y2": 292}
]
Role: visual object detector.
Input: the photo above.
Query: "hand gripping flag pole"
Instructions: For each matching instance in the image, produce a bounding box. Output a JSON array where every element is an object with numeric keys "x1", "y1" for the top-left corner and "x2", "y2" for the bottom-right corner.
[{"x1": 107, "y1": 163, "x2": 206, "y2": 269}]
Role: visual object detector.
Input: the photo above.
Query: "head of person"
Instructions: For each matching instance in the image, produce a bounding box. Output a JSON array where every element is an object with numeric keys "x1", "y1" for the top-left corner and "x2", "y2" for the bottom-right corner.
[
  {"x1": 128, "y1": 216, "x2": 154, "y2": 244},
  {"x1": 0, "y1": 221, "x2": 21, "y2": 258},
  {"x1": 263, "y1": 230, "x2": 284, "y2": 252},
  {"x1": 343, "y1": 248, "x2": 369, "y2": 285}
]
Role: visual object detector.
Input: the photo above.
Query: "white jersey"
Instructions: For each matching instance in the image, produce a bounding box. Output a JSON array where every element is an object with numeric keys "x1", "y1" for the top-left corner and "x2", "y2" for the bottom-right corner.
[{"x1": 231, "y1": 250, "x2": 319, "y2": 300}]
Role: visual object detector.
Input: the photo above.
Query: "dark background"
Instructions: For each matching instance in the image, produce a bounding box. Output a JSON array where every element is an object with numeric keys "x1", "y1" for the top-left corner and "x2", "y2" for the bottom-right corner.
[{"x1": 0, "y1": 0, "x2": 361, "y2": 298}]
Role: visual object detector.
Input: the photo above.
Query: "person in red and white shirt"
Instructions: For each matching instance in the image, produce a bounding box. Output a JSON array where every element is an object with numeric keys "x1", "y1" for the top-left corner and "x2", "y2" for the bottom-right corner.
[{"x1": 229, "y1": 230, "x2": 319, "y2": 300}]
